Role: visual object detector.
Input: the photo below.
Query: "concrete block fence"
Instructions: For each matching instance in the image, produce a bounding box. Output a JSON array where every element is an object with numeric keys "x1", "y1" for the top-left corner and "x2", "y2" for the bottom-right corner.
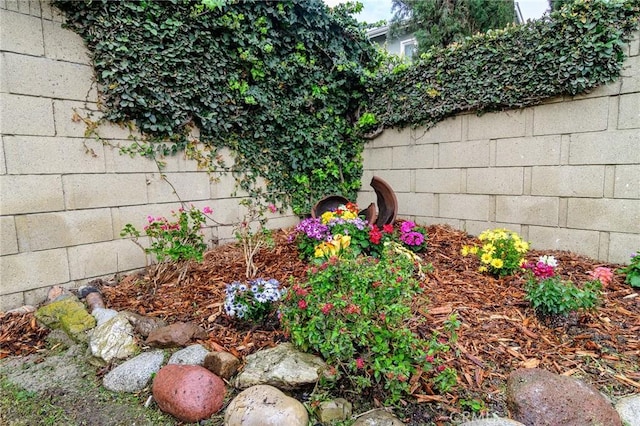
[
  {"x1": 0, "y1": 1, "x2": 298, "y2": 311},
  {"x1": 0, "y1": 1, "x2": 638, "y2": 311},
  {"x1": 357, "y1": 30, "x2": 640, "y2": 265}
]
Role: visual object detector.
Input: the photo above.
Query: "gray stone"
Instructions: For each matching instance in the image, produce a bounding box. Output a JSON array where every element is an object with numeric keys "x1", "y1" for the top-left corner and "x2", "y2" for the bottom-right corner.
[
  {"x1": 507, "y1": 368, "x2": 621, "y2": 426},
  {"x1": 168, "y1": 344, "x2": 209, "y2": 366},
  {"x1": 317, "y1": 398, "x2": 353, "y2": 423},
  {"x1": 234, "y1": 343, "x2": 328, "y2": 390},
  {"x1": 91, "y1": 307, "x2": 118, "y2": 326},
  {"x1": 204, "y1": 351, "x2": 241, "y2": 380},
  {"x1": 89, "y1": 313, "x2": 137, "y2": 363},
  {"x1": 459, "y1": 418, "x2": 526, "y2": 426},
  {"x1": 102, "y1": 350, "x2": 165, "y2": 393},
  {"x1": 352, "y1": 409, "x2": 404, "y2": 425},
  {"x1": 224, "y1": 384, "x2": 308, "y2": 426},
  {"x1": 615, "y1": 394, "x2": 640, "y2": 426}
]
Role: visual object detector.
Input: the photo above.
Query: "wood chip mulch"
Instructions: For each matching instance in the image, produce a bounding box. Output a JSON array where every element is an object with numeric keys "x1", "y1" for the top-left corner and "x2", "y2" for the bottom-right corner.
[{"x1": 1, "y1": 224, "x2": 639, "y2": 412}]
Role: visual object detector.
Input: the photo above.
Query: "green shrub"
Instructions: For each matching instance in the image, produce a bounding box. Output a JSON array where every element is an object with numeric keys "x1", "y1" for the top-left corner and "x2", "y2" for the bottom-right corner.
[
  {"x1": 525, "y1": 276, "x2": 602, "y2": 317},
  {"x1": 618, "y1": 251, "x2": 640, "y2": 288},
  {"x1": 280, "y1": 247, "x2": 451, "y2": 403}
]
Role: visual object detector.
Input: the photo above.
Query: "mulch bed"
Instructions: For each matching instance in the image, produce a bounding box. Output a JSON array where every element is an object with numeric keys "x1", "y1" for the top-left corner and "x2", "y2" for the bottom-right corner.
[{"x1": 1, "y1": 224, "x2": 639, "y2": 421}]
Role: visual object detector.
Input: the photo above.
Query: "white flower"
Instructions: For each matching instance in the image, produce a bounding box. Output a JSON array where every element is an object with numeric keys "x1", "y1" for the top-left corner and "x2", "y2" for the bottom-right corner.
[{"x1": 538, "y1": 255, "x2": 558, "y2": 267}]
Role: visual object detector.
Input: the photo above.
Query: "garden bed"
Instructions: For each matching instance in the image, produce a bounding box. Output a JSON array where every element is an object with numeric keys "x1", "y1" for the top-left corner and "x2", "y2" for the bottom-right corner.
[{"x1": 1, "y1": 224, "x2": 639, "y2": 423}]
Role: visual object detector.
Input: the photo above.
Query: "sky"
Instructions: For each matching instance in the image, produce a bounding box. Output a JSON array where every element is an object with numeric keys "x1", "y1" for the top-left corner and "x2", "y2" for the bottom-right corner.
[{"x1": 322, "y1": 0, "x2": 550, "y2": 24}]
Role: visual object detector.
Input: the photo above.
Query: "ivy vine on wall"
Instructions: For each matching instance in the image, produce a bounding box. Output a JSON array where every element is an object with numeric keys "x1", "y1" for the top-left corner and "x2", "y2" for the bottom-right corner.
[
  {"x1": 54, "y1": 0, "x2": 639, "y2": 214},
  {"x1": 54, "y1": 0, "x2": 380, "y2": 214}
]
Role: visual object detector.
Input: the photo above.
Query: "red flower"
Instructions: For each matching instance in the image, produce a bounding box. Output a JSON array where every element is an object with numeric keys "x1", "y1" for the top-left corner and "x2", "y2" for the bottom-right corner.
[
  {"x1": 298, "y1": 300, "x2": 307, "y2": 309},
  {"x1": 425, "y1": 355, "x2": 435, "y2": 363},
  {"x1": 345, "y1": 304, "x2": 361, "y2": 315},
  {"x1": 382, "y1": 224, "x2": 394, "y2": 233},
  {"x1": 369, "y1": 225, "x2": 382, "y2": 244},
  {"x1": 379, "y1": 312, "x2": 386, "y2": 321},
  {"x1": 437, "y1": 365, "x2": 446, "y2": 372},
  {"x1": 321, "y1": 303, "x2": 334, "y2": 314},
  {"x1": 355, "y1": 358, "x2": 365, "y2": 369}
]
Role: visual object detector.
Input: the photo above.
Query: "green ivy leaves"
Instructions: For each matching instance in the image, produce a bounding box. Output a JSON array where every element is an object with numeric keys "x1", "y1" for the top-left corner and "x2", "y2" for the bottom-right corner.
[{"x1": 55, "y1": 0, "x2": 380, "y2": 214}]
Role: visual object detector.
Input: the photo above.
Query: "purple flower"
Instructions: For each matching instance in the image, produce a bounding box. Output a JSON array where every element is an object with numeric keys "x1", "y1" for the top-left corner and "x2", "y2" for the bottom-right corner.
[
  {"x1": 400, "y1": 221, "x2": 415, "y2": 233},
  {"x1": 400, "y1": 231, "x2": 424, "y2": 246},
  {"x1": 295, "y1": 218, "x2": 329, "y2": 241}
]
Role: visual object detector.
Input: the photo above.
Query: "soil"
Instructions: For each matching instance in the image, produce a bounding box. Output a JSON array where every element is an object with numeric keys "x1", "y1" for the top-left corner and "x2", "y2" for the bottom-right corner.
[{"x1": 1, "y1": 224, "x2": 639, "y2": 425}]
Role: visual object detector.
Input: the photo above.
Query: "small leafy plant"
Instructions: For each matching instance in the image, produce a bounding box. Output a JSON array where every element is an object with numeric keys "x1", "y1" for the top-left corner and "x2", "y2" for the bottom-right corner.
[
  {"x1": 223, "y1": 278, "x2": 285, "y2": 322},
  {"x1": 618, "y1": 252, "x2": 640, "y2": 288},
  {"x1": 120, "y1": 205, "x2": 212, "y2": 283},
  {"x1": 524, "y1": 256, "x2": 602, "y2": 317},
  {"x1": 280, "y1": 247, "x2": 452, "y2": 404},
  {"x1": 461, "y1": 228, "x2": 529, "y2": 276}
]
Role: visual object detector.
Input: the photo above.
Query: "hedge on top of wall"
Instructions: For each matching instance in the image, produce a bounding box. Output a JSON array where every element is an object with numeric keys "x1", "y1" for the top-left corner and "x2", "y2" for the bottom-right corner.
[{"x1": 361, "y1": 0, "x2": 640, "y2": 135}]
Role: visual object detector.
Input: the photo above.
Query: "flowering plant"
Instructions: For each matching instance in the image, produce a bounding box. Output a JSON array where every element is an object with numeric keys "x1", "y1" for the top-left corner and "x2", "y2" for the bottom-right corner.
[
  {"x1": 291, "y1": 203, "x2": 428, "y2": 260},
  {"x1": 461, "y1": 228, "x2": 529, "y2": 276},
  {"x1": 223, "y1": 278, "x2": 285, "y2": 322},
  {"x1": 524, "y1": 256, "x2": 602, "y2": 317},
  {"x1": 121, "y1": 205, "x2": 211, "y2": 263},
  {"x1": 120, "y1": 205, "x2": 212, "y2": 283},
  {"x1": 398, "y1": 220, "x2": 428, "y2": 252},
  {"x1": 280, "y1": 248, "x2": 453, "y2": 403},
  {"x1": 618, "y1": 252, "x2": 640, "y2": 288},
  {"x1": 234, "y1": 198, "x2": 275, "y2": 278}
]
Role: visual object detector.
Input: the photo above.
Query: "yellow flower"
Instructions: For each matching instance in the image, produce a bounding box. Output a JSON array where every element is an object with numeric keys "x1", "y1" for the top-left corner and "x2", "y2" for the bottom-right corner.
[
  {"x1": 341, "y1": 210, "x2": 357, "y2": 220},
  {"x1": 478, "y1": 266, "x2": 488, "y2": 273},
  {"x1": 519, "y1": 258, "x2": 527, "y2": 266},
  {"x1": 491, "y1": 258, "x2": 504, "y2": 269},
  {"x1": 470, "y1": 246, "x2": 479, "y2": 255},
  {"x1": 482, "y1": 243, "x2": 496, "y2": 254},
  {"x1": 461, "y1": 246, "x2": 470, "y2": 256},
  {"x1": 481, "y1": 252, "x2": 493, "y2": 264},
  {"x1": 320, "y1": 211, "x2": 335, "y2": 224}
]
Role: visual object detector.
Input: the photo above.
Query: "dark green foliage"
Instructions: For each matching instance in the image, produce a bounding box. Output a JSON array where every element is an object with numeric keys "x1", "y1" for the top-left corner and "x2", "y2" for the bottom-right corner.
[
  {"x1": 54, "y1": 0, "x2": 381, "y2": 214},
  {"x1": 549, "y1": 0, "x2": 574, "y2": 12},
  {"x1": 363, "y1": 0, "x2": 640, "y2": 135},
  {"x1": 390, "y1": 0, "x2": 516, "y2": 51}
]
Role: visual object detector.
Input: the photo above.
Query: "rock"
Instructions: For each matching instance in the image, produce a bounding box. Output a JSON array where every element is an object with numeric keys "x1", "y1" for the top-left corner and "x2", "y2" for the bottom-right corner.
[
  {"x1": 224, "y1": 384, "x2": 308, "y2": 426},
  {"x1": 507, "y1": 368, "x2": 621, "y2": 426},
  {"x1": 152, "y1": 364, "x2": 225, "y2": 423},
  {"x1": 317, "y1": 398, "x2": 352, "y2": 423},
  {"x1": 204, "y1": 351, "x2": 241, "y2": 380},
  {"x1": 46, "y1": 285, "x2": 72, "y2": 302},
  {"x1": 615, "y1": 394, "x2": 640, "y2": 426},
  {"x1": 91, "y1": 307, "x2": 118, "y2": 326},
  {"x1": 352, "y1": 408, "x2": 405, "y2": 425},
  {"x1": 234, "y1": 342, "x2": 328, "y2": 390},
  {"x1": 145, "y1": 322, "x2": 207, "y2": 347},
  {"x1": 89, "y1": 313, "x2": 138, "y2": 363},
  {"x1": 35, "y1": 295, "x2": 96, "y2": 342},
  {"x1": 4, "y1": 305, "x2": 36, "y2": 315},
  {"x1": 168, "y1": 344, "x2": 209, "y2": 365},
  {"x1": 120, "y1": 311, "x2": 167, "y2": 337},
  {"x1": 85, "y1": 292, "x2": 105, "y2": 311},
  {"x1": 103, "y1": 350, "x2": 165, "y2": 392},
  {"x1": 459, "y1": 418, "x2": 526, "y2": 426}
]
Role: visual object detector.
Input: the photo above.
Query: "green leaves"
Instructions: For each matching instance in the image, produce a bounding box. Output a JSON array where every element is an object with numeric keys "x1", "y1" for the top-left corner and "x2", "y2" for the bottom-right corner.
[
  {"x1": 55, "y1": 0, "x2": 380, "y2": 214},
  {"x1": 366, "y1": 0, "x2": 639, "y2": 133}
]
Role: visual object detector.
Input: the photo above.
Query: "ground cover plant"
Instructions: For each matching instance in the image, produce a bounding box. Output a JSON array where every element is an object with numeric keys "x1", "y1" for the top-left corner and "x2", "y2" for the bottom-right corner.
[{"x1": 2, "y1": 223, "x2": 638, "y2": 425}]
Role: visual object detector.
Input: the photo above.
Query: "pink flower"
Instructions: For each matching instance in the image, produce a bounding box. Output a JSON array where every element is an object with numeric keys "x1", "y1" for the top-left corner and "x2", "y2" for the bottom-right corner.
[
  {"x1": 400, "y1": 221, "x2": 415, "y2": 233},
  {"x1": 589, "y1": 267, "x2": 613, "y2": 286},
  {"x1": 202, "y1": 206, "x2": 213, "y2": 214},
  {"x1": 379, "y1": 312, "x2": 386, "y2": 321},
  {"x1": 437, "y1": 365, "x2": 446, "y2": 372},
  {"x1": 268, "y1": 204, "x2": 277, "y2": 213},
  {"x1": 355, "y1": 358, "x2": 365, "y2": 369},
  {"x1": 298, "y1": 300, "x2": 307, "y2": 309},
  {"x1": 321, "y1": 303, "x2": 333, "y2": 314},
  {"x1": 425, "y1": 355, "x2": 435, "y2": 363}
]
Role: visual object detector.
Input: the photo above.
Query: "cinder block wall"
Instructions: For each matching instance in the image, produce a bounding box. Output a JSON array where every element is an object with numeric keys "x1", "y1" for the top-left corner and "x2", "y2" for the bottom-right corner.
[
  {"x1": 0, "y1": 1, "x2": 298, "y2": 311},
  {"x1": 358, "y1": 31, "x2": 640, "y2": 265}
]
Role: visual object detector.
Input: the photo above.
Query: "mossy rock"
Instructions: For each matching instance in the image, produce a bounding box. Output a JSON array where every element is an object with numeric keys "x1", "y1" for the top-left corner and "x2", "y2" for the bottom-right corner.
[{"x1": 35, "y1": 296, "x2": 96, "y2": 342}]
